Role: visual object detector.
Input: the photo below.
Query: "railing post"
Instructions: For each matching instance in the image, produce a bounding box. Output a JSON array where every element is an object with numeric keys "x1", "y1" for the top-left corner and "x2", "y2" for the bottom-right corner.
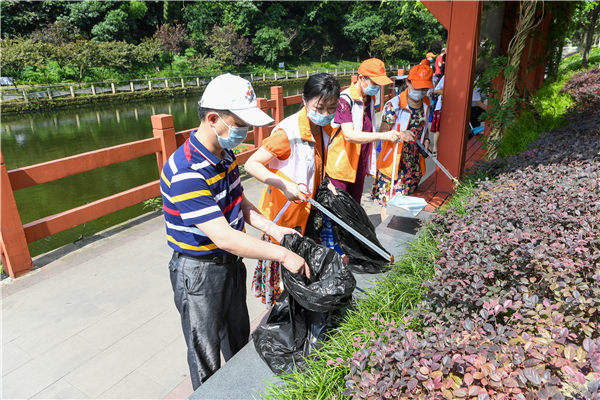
[
  {"x1": 148, "y1": 81, "x2": 152, "y2": 91},
  {"x1": 22, "y1": 89, "x2": 28, "y2": 103},
  {"x1": 296, "y1": 71, "x2": 299, "y2": 79},
  {"x1": 151, "y1": 114, "x2": 178, "y2": 173},
  {"x1": 111, "y1": 83, "x2": 116, "y2": 94},
  {"x1": 130, "y1": 82, "x2": 134, "y2": 92},
  {"x1": 274, "y1": 73, "x2": 277, "y2": 80},
  {"x1": 270, "y1": 86, "x2": 284, "y2": 125},
  {"x1": 0, "y1": 151, "x2": 34, "y2": 278},
  {"x1": 165, "y1": 79, "x2": 169, "y2": 88},
  {"x1": 255, "y1": 98, "x2": 270, "y2": 148},
  {"x1": 70, "y1": 86, "x2": 75, "y2": 97},
  {"x1": 196, "y1": 77, "x2": 200, "y2": 86},
  {"x1": 47, "y1": 88, "x2": 53, "y2": 100},
  {"x1": 285, "y1": 71, "x2": 288, "y2": 80},
  {"x1": 262, "y1": 73, "x2": 266, "y2": 81},
  {"x1": 181, "y1": 78, "x2": 185, "y2": 88},
  {"x1": 91, "y1": 85, "x2": 96, "y2": 96}
]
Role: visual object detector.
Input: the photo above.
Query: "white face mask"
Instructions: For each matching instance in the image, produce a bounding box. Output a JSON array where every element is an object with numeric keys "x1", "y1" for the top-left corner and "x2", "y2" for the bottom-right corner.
[{"x1": 409, "y1": 90, "x2": 427, "y2": 101}]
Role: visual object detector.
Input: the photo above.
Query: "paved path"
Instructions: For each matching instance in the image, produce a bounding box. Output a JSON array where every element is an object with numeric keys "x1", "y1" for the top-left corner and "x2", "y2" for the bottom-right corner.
[{"x1": 2, "y1": 127, "x2": 436, "y2": 399}]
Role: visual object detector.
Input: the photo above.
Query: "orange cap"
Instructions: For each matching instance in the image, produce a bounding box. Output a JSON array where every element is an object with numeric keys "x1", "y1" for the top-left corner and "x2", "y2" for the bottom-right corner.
[
  {"x1": 358, "y1": 58, "x2": 393, "y2": 86},
  {"x1": 408, "y1": 59, "x2": 434, "y2": 89},
  {"x1": 426, "y1": 52, "x2": 436, "y2": 59}
]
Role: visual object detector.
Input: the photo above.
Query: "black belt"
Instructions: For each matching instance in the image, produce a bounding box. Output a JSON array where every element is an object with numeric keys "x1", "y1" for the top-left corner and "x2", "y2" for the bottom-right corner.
[{"x1": 174, "y1": 251, "x2": 240, "y2": 265}]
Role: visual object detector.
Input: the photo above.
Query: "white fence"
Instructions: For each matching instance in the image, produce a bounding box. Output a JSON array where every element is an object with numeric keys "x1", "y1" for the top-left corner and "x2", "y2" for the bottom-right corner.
[{"x1": 0, "y1": 65, "x2": 413, "y2": 103}]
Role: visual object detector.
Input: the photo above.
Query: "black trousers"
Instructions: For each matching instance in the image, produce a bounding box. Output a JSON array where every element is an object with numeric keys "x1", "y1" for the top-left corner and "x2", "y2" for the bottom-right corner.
[{"x1": 168, "y1": 252, "x2": 250, "y2": 390}]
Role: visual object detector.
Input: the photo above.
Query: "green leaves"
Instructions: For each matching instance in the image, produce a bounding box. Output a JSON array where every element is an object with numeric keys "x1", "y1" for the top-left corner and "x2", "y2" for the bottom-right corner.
[{"x1": 253, "y1": 27, "x2": 289, "y2": 66}]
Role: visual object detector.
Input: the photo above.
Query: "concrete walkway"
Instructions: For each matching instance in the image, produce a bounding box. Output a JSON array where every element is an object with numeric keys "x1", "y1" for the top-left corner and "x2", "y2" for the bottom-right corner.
[{"x1": 2, "y1": 139, "x2": 436, "y2": 400}]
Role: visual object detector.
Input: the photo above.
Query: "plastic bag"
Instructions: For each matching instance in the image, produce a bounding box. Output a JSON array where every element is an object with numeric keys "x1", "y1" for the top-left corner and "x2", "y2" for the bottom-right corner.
[
  {"x1": 315, "y1": 178, "x2": 389, "y2": 274},
  {"x1": 252, "y1": 233, "x2": 355, "y2": 375},
  {"x1": 280, "y1": 233, "x2": 356, "y2": 312},
  {"x1": 252, "y1": 291, "x2": 338, "y2": 375}
]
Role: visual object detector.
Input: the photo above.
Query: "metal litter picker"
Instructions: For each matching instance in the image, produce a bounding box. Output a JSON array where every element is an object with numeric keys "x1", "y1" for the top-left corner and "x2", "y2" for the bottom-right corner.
[{"x1": 306, "y1": 197, "x2": 394, "y2": 264}]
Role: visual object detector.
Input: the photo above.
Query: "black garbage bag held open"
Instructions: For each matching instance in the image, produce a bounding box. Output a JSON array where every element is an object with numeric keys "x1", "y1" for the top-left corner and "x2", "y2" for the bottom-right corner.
[
  {"x1": 315, "y1": 178, "x2": 389, "y2": 274},
  {"x1": 252, "y1": 233, "x2": 356, "y2": 375}
]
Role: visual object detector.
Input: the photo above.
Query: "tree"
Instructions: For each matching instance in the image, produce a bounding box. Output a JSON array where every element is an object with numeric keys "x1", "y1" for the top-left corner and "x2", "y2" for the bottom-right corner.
[
  {"x1": 97, "y1": 41, "x2": 136, "y2": 72},
  {"x1": 205, "y1": 24, "x2": 253, "y2": 67},
  {"x1": 320, "y1": 37, "x2": 333, "y2": 64},
  {"x1": 342, "y1": 2, "x2": 386, "y2": 59},
  {"x1": 134, "y1": 37, "x2": 162, "y2": 65},
  {"x1": 154, "y1": 23, "x2": 194, "y2": 68},
  {"x1": 369, "y1": 31, "x2": 414, "y2": 62},
  {"x1": 62, "y1": 39, "x2": 99, "y2": 83},
  {"x1": 579, "y1": 1, "x2": 600, "y2": 68},
  {"x1": 66, "y1": 1, "x2": 114, "y2": 37},
  {"x1": 253, "y1": 27, "x2": 289, "y2": 65},
  {"x1": 0, "y1": 36, "x2": 44, "y2": 87},
  {"x1": 92, "y1": 9, "x2": 131, "y2": 42},
  {"x1": 30, "y1": 20, "x2": 81, "y2": 46}
]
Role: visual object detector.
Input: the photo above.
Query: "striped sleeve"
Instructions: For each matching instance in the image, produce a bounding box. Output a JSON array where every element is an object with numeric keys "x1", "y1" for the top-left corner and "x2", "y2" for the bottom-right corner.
[{"x1": 170, "y1": 168, "x2": 223, "y2": 225}]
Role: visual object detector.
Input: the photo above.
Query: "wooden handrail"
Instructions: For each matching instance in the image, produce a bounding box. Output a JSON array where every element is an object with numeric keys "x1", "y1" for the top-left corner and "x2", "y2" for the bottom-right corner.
[
  {"x1": 7, "y1": 138, "x2": 161, "y2": 191},
  {"x1": 23, "y1": 181, "x2": 160, "y2": 244}
]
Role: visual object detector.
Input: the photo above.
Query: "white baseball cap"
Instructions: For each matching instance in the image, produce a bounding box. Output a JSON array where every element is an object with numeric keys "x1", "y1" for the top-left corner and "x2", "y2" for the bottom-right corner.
[{"x1": 198, "y1": 73, "x2": 274, "y2": 127}]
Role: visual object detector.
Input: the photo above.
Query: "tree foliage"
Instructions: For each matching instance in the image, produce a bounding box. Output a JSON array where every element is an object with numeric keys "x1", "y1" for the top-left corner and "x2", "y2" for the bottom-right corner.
[
  {"x1": 205, "y1": 24, "x2": 253, "y2": 67},
  {"x1": 369, "y1": 31, "x2": 414, "y2": 63},
  {"x1": 253, "y1": 27, "x2": 290, "y2": 65}
]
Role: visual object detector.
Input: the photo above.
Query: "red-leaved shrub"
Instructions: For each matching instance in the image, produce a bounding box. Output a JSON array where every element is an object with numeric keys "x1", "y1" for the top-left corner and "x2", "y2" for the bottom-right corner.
[{"x1": 333, "y1": 72, "x2": 600, "y2": 399}]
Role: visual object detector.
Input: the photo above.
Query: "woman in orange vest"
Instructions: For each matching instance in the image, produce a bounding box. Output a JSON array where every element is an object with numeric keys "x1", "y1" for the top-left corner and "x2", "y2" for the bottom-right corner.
[
  {"x1": 326, "y1": 58, "x2": 406, "y2": 204},
  {"x1": 373, "y1": 59, "x2": 434, "y2": 222},
  {"x1": 245, "y1": 73, "x2": 340, "y2": 308}
]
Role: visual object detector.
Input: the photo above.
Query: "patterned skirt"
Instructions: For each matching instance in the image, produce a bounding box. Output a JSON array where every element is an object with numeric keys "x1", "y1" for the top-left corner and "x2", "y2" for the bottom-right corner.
[
  {"x1": 251, "y1": 233, "x2": 283, "y2": 309},
  {"x1": 371, "y1": 142, "x2": 422, "y2": 206}
]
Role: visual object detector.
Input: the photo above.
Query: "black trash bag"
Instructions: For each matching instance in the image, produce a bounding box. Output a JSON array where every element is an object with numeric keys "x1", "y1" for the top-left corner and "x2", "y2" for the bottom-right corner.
[
  {"x1": 252, "y1": 233, "x2": 355, "y2": 375},
  {"x1": 281, "y1": 233, "x2": 356, "y2": 312},
  {"x1": 315, "y1": 178, "x2": 389, "y2": 274},
  {"x1": 252, "y1": 291, "x2": 337, "y2": 375}
]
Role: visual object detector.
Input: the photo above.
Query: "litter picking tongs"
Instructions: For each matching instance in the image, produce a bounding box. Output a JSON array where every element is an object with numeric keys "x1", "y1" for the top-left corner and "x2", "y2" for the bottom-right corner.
[
  {"x1": 305, "y1": 197, "x2": 394, "y2": 264},
  {"x1": 414, "y1": 140, "x2": 460, "y2": 187}
]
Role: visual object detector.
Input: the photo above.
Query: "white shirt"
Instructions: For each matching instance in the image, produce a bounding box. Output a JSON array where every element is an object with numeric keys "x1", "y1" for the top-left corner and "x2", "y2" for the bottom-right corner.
[{"x1": 434, "y1": 76, "x2": 444, "y2": 111}]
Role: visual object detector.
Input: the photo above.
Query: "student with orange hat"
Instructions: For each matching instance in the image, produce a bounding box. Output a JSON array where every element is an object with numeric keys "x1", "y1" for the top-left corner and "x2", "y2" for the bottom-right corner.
[
  {"x1": 372, "y1": 59, "x2": 434, "y2": 222},
  {"x1": 326, "y1": 58, "x2": 404, "y2": 203}
]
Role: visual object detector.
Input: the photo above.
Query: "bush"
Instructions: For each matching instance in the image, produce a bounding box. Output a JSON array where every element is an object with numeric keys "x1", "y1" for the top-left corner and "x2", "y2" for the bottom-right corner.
[
  {"x1": 331, "y1": 74, "x2": 600, "y2": 400},
  {"x1": 559, "y1": 67, "x2": 600, "y2": 110}
]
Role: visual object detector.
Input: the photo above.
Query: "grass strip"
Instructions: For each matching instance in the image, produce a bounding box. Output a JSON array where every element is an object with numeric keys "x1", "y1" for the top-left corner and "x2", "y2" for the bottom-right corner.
[{"x1": 497, "y1": 47, "x2": 600, "y2": 158}]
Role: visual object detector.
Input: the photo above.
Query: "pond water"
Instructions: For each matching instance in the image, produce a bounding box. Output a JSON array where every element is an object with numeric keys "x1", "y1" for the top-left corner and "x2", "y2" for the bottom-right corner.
[{"x1": 1, "y1": 81, "x2": 349, "y2": 257}]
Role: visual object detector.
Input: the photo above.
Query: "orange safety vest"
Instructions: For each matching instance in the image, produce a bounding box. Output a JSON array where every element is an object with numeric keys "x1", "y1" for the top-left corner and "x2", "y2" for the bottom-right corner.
[
  {"x1": 376, "y1": 89, "x2": 430, "y2": 179},
  {"x1": 258, "y1": 107, "x2": 333, "y2": 236},
  {"x1": 326, "y1": 82, "x2": 377, "y2": 183}
]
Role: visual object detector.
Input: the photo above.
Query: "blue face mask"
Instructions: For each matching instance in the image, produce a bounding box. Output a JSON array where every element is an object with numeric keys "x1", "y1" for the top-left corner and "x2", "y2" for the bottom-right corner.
[
  {"x1": 306, "y1": 107, "x2": 336, "y2": 126},
  {"x1": 362, "y1": 79, "x2": 380, "y2": 96},
  {"x1": 212, "y1": 114, "x2": 249, "y2": 149}
]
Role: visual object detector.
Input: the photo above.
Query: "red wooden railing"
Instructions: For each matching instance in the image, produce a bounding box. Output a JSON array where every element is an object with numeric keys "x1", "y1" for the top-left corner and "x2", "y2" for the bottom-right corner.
[{"x1": 0, "y1": 83, "x2": 395, "y2": 278}]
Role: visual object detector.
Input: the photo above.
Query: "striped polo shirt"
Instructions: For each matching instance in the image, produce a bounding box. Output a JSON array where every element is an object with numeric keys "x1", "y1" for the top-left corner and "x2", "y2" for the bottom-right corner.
[{"x1": 160, "y1": 131, "x2": 245, "y2": 256}]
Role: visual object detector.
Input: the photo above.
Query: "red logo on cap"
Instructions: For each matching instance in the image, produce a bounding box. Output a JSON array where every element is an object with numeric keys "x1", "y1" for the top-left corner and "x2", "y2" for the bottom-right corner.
[
  {"x1": 419, "y1": 70, "x2": 427, "y2": 77},
  {"x1": 380, "y1": 66, "x2": 385, "y2": 73},
  {"x1": 245, "y1": 83, "x2": 255, "y2": 103}
]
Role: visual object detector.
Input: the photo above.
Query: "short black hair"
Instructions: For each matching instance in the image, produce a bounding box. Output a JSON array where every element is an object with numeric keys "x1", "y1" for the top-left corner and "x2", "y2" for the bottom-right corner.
[
  {"x1": 197, "y1": 107, "x2": 235, "y2": 122},
  {"x1": 302, "y1": 73, "x2": 341, "y2": 106}
]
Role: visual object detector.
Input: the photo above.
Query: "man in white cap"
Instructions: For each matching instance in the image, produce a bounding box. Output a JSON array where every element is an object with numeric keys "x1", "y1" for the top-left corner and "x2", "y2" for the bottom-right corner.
[{"x1": 160, "y1": 73, "x2": 309, "y2": 389}]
